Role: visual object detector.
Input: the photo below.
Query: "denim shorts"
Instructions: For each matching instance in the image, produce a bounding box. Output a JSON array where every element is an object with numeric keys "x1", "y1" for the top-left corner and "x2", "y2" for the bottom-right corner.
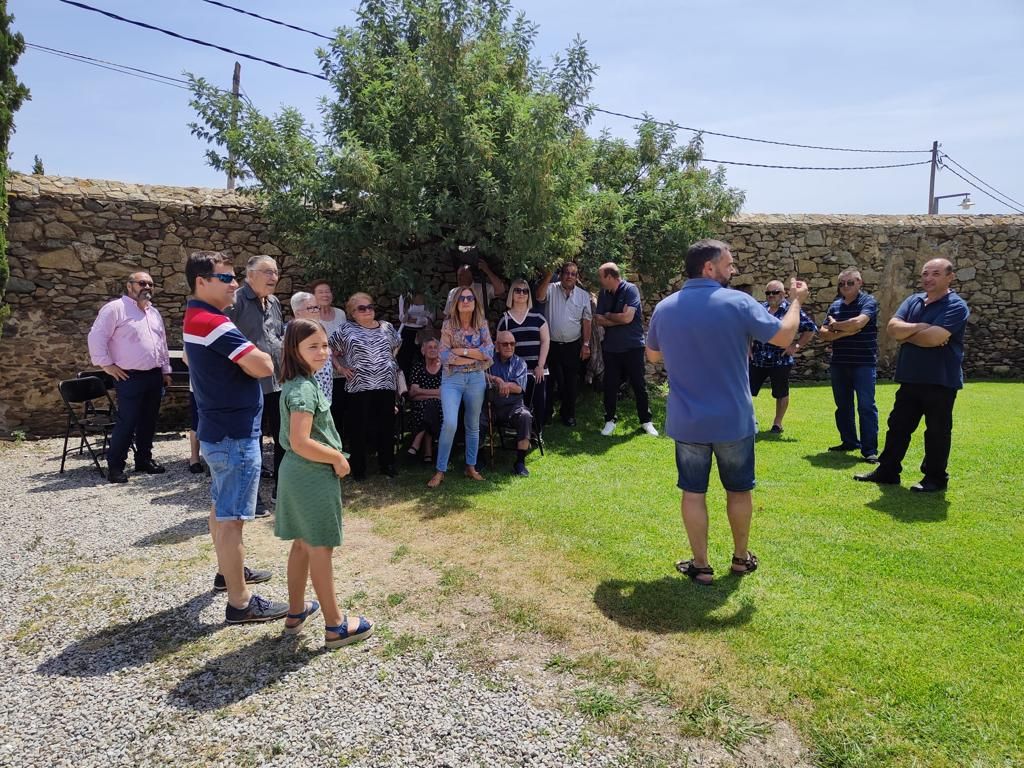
[
  {"x1": 674, "y1": 435, "x2": 756, "y2": 493},
  {"x1": 200, "y1": 437, "x2": 261, "y2": 521}
]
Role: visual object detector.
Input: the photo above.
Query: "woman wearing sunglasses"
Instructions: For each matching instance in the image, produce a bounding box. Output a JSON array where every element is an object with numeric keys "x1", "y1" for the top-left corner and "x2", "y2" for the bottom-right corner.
[
  {"x1": 428, "y1": 288, "x2": 494, "y2": 487},
  {"x1": 327, "y1": 293, "x2": 400, "y2": 480}
]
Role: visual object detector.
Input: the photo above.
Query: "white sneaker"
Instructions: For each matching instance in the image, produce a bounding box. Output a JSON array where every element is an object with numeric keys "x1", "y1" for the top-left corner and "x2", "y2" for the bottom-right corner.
[
  {"x1": 600, "y1": 420, "x2": 616, "y2": 436},
  {"x1": 641, "y1": 421, "x2": 659, "y2": 436}
]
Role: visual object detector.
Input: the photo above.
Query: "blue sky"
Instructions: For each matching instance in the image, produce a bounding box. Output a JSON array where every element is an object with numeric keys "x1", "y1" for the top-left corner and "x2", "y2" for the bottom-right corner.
[{"x1": 9, "y1": 0, "x2": 1024, "y2": 214}]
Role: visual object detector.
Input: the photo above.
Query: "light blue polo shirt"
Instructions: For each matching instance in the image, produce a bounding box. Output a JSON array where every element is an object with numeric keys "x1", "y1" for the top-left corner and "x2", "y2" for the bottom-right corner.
[{"x1": 647, "y1": 278, "x2": 782, "y2": 443}]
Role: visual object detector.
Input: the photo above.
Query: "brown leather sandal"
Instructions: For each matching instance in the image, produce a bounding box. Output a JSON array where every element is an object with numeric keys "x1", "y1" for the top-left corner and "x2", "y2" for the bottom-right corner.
[
  {"x1": 675, "y1": 559, "x2": 714, "y2": 586},
  {"x1": 427, "y1": 471, "x2": 445, "y2": 488},
  {"x1": 731, "y1": 551, "x2": 759, "y2": 575},
  {"x1": 464, "y1": 466, "x2": 484, "y2": 481}
]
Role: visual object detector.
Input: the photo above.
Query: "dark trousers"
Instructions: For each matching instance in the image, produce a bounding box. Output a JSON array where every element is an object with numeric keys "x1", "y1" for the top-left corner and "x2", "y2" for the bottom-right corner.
[
  {"x1": 345, "y1": 388, "x2": 396, "y2": 479},
  {"x1": 548, "y1": 339, "x2": 581, "y2": 422},
  {"x1": 830, "y1": 364, "x2": 878, "y2": 456},
  {"x1": 397, "y1": 328, "x2": 422, "y2": 380},
  {"x1": 878, "y1": 383, "x2": 958, "y2": 485},
  {"x1": 602, "y1": 347, "x2": 651, "y2": 424},
  {"x1": 261, "y1": 390, "x2": 286, "y2": 492},
  {"x1": 524, "y1": 373, "x2": 546, "y2": 433},
  {"x1": 109, "y1": 368, "x2": 163, "y2": 472},
  {"x1": 330, "y1": 378, "x2": 347, "y2": 443}
]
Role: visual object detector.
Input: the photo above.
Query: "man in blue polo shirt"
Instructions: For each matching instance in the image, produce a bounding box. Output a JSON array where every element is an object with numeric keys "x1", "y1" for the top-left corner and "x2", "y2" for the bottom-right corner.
[
  {"x1": 856, "y1": 258, "x2": 969, "y2": 492},
  {"x1": 647, "y1": 239, "x2": 810, "y2": 586},
  {"x1": 818, "y1": 268, "x2": 880, "y2": 462},
  {"x1": 183, "y1": 250, "x2": 288, "y2": 625}
]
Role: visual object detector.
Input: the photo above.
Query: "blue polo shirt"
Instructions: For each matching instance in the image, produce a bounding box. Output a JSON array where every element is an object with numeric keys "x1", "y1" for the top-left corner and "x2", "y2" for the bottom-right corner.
[
  {"x1": 183, "y1": 299, "x2": 264, "y2": 442},
  {"x1": 648, "y1": 279, "x2": 782, "y2": 443},
  {"x1": 596, "y1": 280, "x2": 645, "y2": 352},
  {"x1": 826, "y1": 292, "x2": 879, "y2": 366},
  {"x1": 893, "y1": 291, "x2": 969, "y2": 390}
]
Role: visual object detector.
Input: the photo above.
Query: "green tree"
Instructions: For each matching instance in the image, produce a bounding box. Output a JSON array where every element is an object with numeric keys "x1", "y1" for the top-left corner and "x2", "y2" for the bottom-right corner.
[
  {"x1": 190, "y1": 0, "x2": 596, "y2": 293},
  {"x1": 31, "y1": 153, "x2": 42, "y2": 175},
  {"x1": 0, "y1": 0, "x2": 30, "y2": 336}
]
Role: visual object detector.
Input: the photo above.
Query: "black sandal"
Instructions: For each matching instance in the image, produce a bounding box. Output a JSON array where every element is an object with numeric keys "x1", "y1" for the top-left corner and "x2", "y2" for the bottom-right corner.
[
  {"x1": 731, "y1": 551, "x2": 759, "y2": 575},
  {"x1": 675, "y1": 559, "x2": 714, "y2": 586}
]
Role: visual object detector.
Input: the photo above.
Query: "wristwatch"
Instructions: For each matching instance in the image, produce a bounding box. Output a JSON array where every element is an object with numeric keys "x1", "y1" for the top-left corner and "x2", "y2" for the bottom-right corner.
[{"x1": 582, "y1": 342, "x2": 590, "y2": 347}]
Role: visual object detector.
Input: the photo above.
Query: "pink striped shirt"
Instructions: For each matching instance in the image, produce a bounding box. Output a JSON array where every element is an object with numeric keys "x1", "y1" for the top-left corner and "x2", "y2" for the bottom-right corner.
[{"x1": 87, "y1": 296, "x2": 172, "y2": 374}]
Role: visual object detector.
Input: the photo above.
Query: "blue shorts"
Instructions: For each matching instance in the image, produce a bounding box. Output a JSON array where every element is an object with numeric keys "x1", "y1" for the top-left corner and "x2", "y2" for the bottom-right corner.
[
  {"x1": 674, "y1": 436, "x2": 756, "y2": 494},
  {"x1": 200, "y1": 437, "x2": 261, "y2": 521}
]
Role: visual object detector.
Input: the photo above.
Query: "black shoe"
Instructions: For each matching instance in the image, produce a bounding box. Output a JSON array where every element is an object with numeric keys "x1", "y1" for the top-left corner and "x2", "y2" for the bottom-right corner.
[
  {"x1": 188, "y1": 462, "x2": 204, "y2": 474},
  {"x1": 854, "y1": 470, "x2": 900, "y2": 485},
  {"x1": 770, "y1": 425, "x2": 784, "y2": 434},
  {"x1": 910, "y1": 479, "x2": 947, "y2": 493},
  {"x1": 107, "y1": 469, "x2": 128, "y2": 484},
  {"x1": 254, "y1": 499, "x2": 272, "y2": 519},
  {"x1": 381, "y1": 465, "x2": 397, "y2": 478},
  {"x1": 862, "y1": 453, "x2": 880, "y2": 464},
  {"x1": 214, "y1": 566, "x2": 272, "y2": 592},
  {"x1": 562, "y1": 417, "x2": 577, "y2": 427},
  {"x1": 135, "y1": 460, "x2": 166, "y2": 474},
  {"x1": 828, "y1": 443, "x2": 858, "y2": 452},
  {"x1": 512, "y1": 460, "x2": 529, "y2": 477},
  {"x1": 260, "y1": 467, "x2": 274, "y2": 479},
  {"x1": 225, "y1": 594, "x2": 289, "y2": 624}
]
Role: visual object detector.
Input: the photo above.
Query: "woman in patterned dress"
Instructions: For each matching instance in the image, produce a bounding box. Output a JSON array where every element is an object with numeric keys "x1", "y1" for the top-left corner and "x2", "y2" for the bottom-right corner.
[
  {"x1": 407, "y1": 335, "x2": 442, "y2": 463},
  {"x1": 328, "y1": 293, "x2": 400, "y2": 480},
  {"x1": 496, "y1": 278, "x2": 550, "y2": 427},
  {"x1": 289, "y1": 292, "x2": 334, "y2": 402}
]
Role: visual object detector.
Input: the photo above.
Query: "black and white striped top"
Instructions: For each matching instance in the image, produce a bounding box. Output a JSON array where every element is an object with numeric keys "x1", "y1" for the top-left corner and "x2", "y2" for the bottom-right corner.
[
  {"x1": 328, "y1": 320, "x2": 400, "y2": 393},
  {"x1": 496, "y1": 311, "x2": 547, "y2": 368}
]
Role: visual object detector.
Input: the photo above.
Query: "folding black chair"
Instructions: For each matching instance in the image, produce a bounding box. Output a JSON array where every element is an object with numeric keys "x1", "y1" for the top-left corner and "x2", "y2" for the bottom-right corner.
[
  {"x1": 486, "y1": 378, "x2": 545, "y2": 461},
  {"x1": 59, "y1": 376, "x2": 118, "y2": 475},
  {"x1": 76, "y1": 370, "x2": 119, "y2": 456}
]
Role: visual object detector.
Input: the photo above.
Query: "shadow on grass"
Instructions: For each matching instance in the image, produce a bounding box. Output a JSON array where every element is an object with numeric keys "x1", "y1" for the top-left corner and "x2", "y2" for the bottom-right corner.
[
  {"x1": 865, "y1": 484, "x2": 949, "y2": 523},
  {"x1": 168, "y1": 633, "x2": 322, "y2": 711},
  {"x1": 133, "y1": 515, "x2": 209, "y2": 547},
  {"x1": 594, "y1": 573, "x2": 753, "y2": 633},
  {"x1": 37, "y1": 592, "x2": 220, "y2": 677},
  {"x1": 801, "y1": 451, "x2": 866, "y2": 469}
]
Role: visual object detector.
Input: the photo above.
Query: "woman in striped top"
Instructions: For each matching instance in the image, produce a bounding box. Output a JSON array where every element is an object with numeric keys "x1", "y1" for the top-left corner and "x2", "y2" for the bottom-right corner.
[
  {"x1": 428, "y1": 287, "x2": 494, "y2": 487},
  {"x1": 496, "y1": 278, "x2": 550, "y2": 427},
  {"x1": 328, "y1": 293, "x2": 400, "y2": 480}
]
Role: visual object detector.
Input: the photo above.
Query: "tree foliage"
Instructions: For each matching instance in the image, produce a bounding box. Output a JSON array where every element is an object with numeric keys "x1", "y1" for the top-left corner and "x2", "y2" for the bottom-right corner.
[
  {"x1": 188, "y1": 0, "x2": 741, "y2": 295},
  {"x1": 0, "y1": 0, "x2": 30, "y2": 336},
  {"x1": 31, "y1": 154, "x2": 43, "y2": 175}
]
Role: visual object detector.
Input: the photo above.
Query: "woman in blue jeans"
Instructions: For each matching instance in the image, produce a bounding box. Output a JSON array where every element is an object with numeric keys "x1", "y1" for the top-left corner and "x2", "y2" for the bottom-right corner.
[{"x1": 428, "y1": 287, "x2": 494, "y2": 488}]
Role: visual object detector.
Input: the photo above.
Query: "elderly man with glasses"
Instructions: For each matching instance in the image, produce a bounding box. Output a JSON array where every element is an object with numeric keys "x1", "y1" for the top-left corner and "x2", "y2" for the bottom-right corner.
[
  {"x1": 818, "y1": 268, "x2": 880, "y2": 463},
  {"x1": 87, "y1": 271, "x2": 173, "y2": 483},
  {"x1": 482, "y1": 331, "x2": 534, "y2": 477},
  {"x1": 748, "y1": 279, "x2": 817, "y2": 434},
  {"x1": 226, "y1": 255, "x2": 285, "y2": 515}
]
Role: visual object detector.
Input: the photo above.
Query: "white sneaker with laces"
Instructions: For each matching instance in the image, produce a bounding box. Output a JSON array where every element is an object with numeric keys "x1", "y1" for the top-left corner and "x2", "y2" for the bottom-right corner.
[
  {"x1": 641, "y1": 421, "x2": 659, "y2": 436},
  {"x1": 600, "y1": 420, "x2": 616, "y2": 436}
]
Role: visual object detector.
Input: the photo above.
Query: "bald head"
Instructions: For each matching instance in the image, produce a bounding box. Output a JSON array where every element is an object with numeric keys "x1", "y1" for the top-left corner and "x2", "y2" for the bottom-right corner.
[
  {"x1": 921, "y1": 258, "x2": 956, "y2": 298},
  {"x1": 496, "y1": 330, "x2": 517, "y2": 360}
]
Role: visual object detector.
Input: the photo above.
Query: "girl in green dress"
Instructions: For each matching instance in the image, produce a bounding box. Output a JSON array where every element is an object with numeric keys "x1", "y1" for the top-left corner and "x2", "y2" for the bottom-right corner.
[{"x1": 276, "y1": 319, "x2": 373, "y2": 649}]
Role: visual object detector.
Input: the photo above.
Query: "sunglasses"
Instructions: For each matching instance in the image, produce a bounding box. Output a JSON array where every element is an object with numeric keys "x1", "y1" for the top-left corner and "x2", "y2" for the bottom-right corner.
[
  {"x1": 457, "y1": 295, "x2": 476, "y2": 303},
  {"x1": 131, "y1": 280, "x2": 154, "y2": 288},
  {"x1": 838, "y1": 280, "x2": 859, "y2": 287},
  {"x1": 304, "y1": 306, "x2": 321, "y2": 313},
  {"x1": 203, "y1": 273, "x2": 237, "y2": 284},
  {"x1": 765, "y1": 290, "x2": 783, "y2": 296},
  {"x1": 512, "y1": 287, "x2": 530, "y2": 295},
  {"x1": 355, "y1": 304, "x2": 375, "y2": 312}
]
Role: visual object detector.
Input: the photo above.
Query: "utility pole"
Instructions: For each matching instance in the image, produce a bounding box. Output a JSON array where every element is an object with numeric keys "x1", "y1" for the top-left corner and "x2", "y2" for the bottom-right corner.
[
  {"x1": 927, "y1": 139, "x2": 939, "y2": 214},
  {"x1": 227, "y1": 61, "x2": 241, "y2": 191}
]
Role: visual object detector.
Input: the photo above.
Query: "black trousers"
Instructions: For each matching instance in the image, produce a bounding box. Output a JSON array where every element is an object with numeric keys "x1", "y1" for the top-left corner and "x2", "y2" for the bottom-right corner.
[
  {"x1": 397, "y1": 327, "x2": 422, "y2": 380},
  {"x1": 262, "y1": 390, "x2": 286, "y2": 492},
  {"x1": 330, "y1": 378, "x2": 346, "y2": 443},
  {"x1": 345, "y1": 388, "x2": 396, "y2": 479},
  {"x1": 877, "y1": 383, "x2": 958, "y2": 485},
  {"x1": 109, "y1": 368, "x2": 163, "y2": 472},
  {"x1": 548, "y1": 339, "x2": 582, "y2": 422},
  {"x1": 602, "y1": 347, "x2": 651, "y2": 424}
]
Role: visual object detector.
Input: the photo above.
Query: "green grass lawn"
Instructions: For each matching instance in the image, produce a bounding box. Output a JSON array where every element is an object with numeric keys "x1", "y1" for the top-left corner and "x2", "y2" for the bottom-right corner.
[{"x1": 352, "y1": 380, "x2": 1023, "y2": 767}]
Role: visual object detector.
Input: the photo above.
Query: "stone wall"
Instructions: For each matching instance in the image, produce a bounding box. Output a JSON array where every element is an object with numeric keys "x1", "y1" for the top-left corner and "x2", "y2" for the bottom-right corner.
[{"x1": 2, "y1": 175, "x2": 1022, "y2": 436}]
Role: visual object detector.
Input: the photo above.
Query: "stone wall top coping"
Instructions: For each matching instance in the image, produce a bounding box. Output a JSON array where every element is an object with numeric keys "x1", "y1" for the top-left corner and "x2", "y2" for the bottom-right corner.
[
  {"x1": 728, "y1": 212, "x2": 1024, "y2": 227},
  {"x1": 8, "y1": 173, "x2": 261, "y2": 209}
]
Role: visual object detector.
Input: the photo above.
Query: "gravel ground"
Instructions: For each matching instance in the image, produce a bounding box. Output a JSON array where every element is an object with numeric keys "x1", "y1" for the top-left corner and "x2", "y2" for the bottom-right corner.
[{"x1": 0, "y1": 436, "x2": 810, "y2": 768}]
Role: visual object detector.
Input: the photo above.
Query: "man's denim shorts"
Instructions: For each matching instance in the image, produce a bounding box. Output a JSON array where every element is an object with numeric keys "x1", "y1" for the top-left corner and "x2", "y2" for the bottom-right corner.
[
  {"x1": 200, "y1": 437, "x2": 261, "y2": 521},
  {"x1": 674, "y1": 435, "x2": 756, "y2": 494}
]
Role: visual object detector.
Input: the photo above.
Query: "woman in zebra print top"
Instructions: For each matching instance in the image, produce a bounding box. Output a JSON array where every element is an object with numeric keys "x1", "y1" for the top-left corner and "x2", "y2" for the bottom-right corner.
[{"x1": 328, "y1": 293, "x2": 400, "y2": 480}]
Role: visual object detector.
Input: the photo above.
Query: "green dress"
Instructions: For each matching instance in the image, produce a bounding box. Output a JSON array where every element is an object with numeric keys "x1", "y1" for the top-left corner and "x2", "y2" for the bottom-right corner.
[{"x1": 274, "y1": 376, "x2": 345, "y2": 547}]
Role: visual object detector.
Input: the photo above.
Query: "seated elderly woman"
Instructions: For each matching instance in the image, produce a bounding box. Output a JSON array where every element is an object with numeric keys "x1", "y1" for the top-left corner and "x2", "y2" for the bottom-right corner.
[
  {"x1": 290, "y1": 292, "x2": 334, "y2": 402},
  {"x1": 482, "y1": 330, "x2": 533, "y2": 477},
  {"x1": 406, "y1": 334, "x2": 442, "y2": 463},
  {"x1": 328, "y1": 292, "x2": 400, "y2": 480}
]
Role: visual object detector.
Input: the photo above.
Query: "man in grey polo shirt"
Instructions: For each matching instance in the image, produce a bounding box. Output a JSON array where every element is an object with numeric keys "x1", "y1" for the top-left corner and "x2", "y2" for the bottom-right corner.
[
  {"x1": 534, "y1": 261, "x2": 592, "y2": 427},
  {"x1": 226, "y1": 254, "x2": 284, "y2": 517}
]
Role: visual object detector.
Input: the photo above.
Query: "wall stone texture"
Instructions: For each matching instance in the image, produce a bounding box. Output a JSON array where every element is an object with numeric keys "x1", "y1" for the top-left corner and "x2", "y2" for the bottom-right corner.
[{"x1": 2, "y1": 175, "x2": 1021, "y2": 436}]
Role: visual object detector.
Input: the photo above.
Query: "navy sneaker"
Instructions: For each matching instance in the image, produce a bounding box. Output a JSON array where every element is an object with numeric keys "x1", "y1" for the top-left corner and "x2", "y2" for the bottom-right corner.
[
  {"x1": 225, "y1": 594, "x2": 289, "y2": 624},
  {"x1": 254, "y1": 497, "x2": 272, "y2": 519},
  {"x1": 512, "y1": 460, "x2": 529, "y2": 477},
  {"x1": 213, "y1": 566, "x2": 272, "y2": 593}
]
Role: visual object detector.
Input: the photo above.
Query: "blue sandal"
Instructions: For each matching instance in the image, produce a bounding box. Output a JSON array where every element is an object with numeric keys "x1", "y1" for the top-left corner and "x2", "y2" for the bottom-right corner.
[
  {"x1": 324, "y1": 615, "x2": 374, "y2": 649},
  {"x1": 283, "y1": 600, "x2": 320, "y2": 635}
]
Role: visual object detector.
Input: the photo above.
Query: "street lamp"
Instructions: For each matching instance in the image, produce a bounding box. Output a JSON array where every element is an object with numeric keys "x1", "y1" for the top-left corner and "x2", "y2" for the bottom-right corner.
[{"x1": 930, "y1": 192, "x2": 974, "y2": 214}]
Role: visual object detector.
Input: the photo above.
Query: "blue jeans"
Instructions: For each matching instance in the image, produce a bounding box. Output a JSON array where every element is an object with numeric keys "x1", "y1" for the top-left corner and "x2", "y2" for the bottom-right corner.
[
  {"x1": 675, "y1": 436, "x2": 756, "y2": 493},
  {"x1": 829, "y1": 364, "x2": 878, "y2": 456},
  {"x1": 436, "y1": 370, "x2": 486, "y2": 472},
  {"x1": 201, "y1": 437, "x2": 261, "y2": 521}
]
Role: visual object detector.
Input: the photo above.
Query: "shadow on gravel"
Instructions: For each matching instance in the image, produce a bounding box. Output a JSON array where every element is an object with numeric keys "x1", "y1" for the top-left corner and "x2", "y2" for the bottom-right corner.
[
  {"x1": 168, "y1": 633, "x2": 321, "y2": 711},
  {"x1": 594, "y1": 574, "x2": 753, "y2": 633},
  {"x1": 37, "y1": 592, "x2": 220, "y2": 677},
  {"x1": 133, "y1": 516, "x2": 209, "y2": 547}
]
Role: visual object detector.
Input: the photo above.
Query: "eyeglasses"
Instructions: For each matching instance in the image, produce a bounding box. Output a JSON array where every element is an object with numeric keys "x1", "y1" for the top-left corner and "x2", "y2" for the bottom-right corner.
[
  {"x1": 838, "y1": 280, "x2": 859, "y2": 287},
  {"x1": 457, "y1": 295, "x2": 476, "y2": 303},
  {"x1": 355, "y1": 304, "x2": 375, "y2": 312},
  {"x1": 203, "y1": 273, "x2": 237, "y2": 284},
  {"x1": 498, "y1": 341, "x2": 516, "y2": 346},
  {"x1": 512, "y1": 287, "x2": 530, "y2": 295},
  {"x1": 255, "y1": 268, "x2": 279, "y2": 277},
  {"x1": 303, "y1": 306, "x2": 321, "y2": 313},
  {"x1": 131, "y1": 280, "x2": 154, "y2": 287},
  {"x1": 562, "y1": 271, "x2": 578, "y2": 277},
  {"x1": 764, "y1": 290, "x2": 783, "y2": 296}
]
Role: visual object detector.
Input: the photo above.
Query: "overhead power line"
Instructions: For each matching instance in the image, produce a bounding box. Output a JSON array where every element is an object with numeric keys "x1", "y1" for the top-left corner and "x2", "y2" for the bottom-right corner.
[
  {"x1": 26, "y1": 42, "x2": 191, "y2": 90},
  {"x1": 701, "y1": 157, "x2": 932, "y2": 171},
  {"x1": 940, "y1": 153, "x2": 1024, "y2": 212},
  {"x1": 938, "y1": 161, "x2": 1024, "y2": 214},
  {"x1": 198, "y1": 0, "x2": 334, "y2": 41},
  {"x1": 56, "y1": 0, "x2": 329, "y2": 81},
  {"x1": 591, "y1": 106, "x2": 930, "y2": 154}
]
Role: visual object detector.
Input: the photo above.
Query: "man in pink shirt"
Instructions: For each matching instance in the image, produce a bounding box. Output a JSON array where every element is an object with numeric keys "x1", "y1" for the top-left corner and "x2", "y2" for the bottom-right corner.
[{"x1": 87, "y1": 271, "x2": 172, "y2": 483}]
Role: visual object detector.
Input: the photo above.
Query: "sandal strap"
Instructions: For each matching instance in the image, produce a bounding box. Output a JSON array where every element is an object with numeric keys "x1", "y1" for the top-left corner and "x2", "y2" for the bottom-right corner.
[
  {"x1": 287, "y1": 600, "x2": 319, "y2": 620},
  {"x1": 325, "y1": 615, "x2": 371, "y2": 638},
  {"x1": 675, "y1": 559, "x2": 714, "y2": 576}
]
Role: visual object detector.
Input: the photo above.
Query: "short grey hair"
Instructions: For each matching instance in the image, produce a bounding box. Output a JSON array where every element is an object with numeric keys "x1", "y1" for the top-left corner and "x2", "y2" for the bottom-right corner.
[
  {"x1": 838, "y1": 267, "x2": 862, "y2": 282},
  {"x1": 290, "y1": 291, "x2": 316, "y2": 313},
  {"x1": 246, "y1": 254, "x2": 277, "y2": 273}
]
